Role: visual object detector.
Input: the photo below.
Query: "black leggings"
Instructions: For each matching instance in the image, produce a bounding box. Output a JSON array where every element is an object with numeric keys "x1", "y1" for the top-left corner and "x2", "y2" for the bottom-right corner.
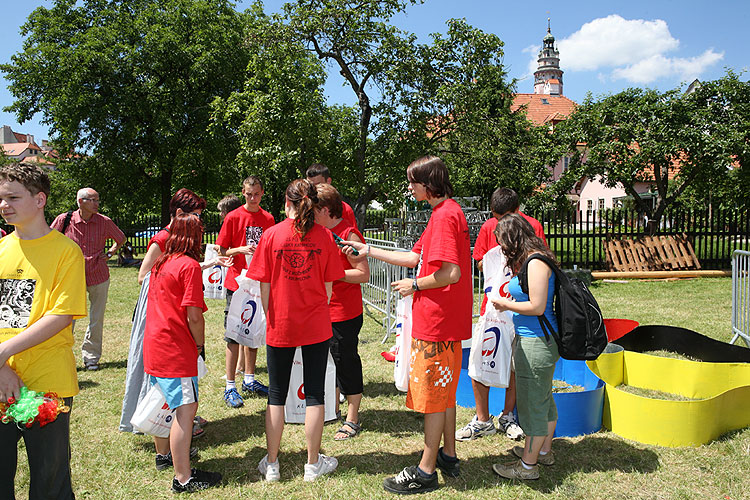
[
  {"x1": 330, "y1": 314, "x2": 364, "y2": 395},
  {"x1": 267, "y1": 340, "x2": 329, "y2": 406}
]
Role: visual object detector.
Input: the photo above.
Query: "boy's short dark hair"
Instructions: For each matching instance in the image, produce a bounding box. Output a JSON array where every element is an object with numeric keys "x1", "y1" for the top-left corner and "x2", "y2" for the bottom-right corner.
[
  {"x1": 0, "y1": 162, "x2": 51, "y2": 199},
  {"x1": 306, "y1": 163, "x2": 331, "y2": 180},
  {"x1": 242, "y1": 175, "x2": 264, "y2": 191},
  {"x1": 217, "y1": 194, "x2": 242, "y2": 216},
  {"x1": 490, "y1": 187, "x2": 519, "y2": 215},
  {"x1": 406, "y1": 155, "x2": 454, "y2": 199}
]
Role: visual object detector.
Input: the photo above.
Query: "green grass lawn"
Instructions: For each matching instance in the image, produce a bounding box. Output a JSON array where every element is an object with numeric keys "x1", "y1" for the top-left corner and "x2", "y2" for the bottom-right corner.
[{"x1": 11, "y1": 271, "x2": 750, "y2": 499}]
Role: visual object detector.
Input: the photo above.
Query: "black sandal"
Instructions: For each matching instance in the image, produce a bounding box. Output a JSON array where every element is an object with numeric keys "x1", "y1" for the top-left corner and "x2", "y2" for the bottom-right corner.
[{"x1": 334, "y1": 421, "x2": 361, "y2": 440}]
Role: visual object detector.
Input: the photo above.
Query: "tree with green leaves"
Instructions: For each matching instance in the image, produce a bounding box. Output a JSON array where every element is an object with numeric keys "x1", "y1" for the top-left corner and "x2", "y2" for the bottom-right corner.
[
  {"x1": 210, "y1": 4, "x2": 359, "y2": 218},
  {"x1": 2, "y1": 0, "x2": 249, "y2": 223},
  {"x1": 282, "y1": 1, "x2": 547, "y2": 224},
  {"x1": 555, "y1": 78, "x2": 744, "y2": 231}
]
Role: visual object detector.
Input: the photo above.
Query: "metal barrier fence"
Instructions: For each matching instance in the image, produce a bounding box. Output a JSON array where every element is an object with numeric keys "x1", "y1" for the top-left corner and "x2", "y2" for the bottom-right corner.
[
  {"x1": 731, "y1": 250, "x2": 750, "y2": 347},
  {"x1": 361, "y1": 239, "x2": 412, "y2": 342},
  {"x1": 362, "y1": 238, "x2": 483, "y2": 343}
]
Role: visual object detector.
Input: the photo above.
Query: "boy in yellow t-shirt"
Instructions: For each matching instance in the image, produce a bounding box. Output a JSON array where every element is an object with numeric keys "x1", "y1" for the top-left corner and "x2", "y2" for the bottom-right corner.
[{"x1": 0, "y1": 163, "x2": 87, "y2": 499}]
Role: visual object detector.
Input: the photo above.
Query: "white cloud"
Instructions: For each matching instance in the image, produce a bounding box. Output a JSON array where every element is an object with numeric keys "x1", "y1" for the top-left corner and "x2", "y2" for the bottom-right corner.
[
  {"x1": 524, "y1": 14, "x2": 724, "y2": 85},
  {"x1": 611, "y1": 49, "x2": 725, "y2": 84},
  {"x1": 558, "y1": 15, "x2": 678, "y2": 71}
]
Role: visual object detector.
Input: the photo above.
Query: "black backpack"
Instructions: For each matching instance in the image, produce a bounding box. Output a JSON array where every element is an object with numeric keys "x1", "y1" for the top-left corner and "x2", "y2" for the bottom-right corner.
[{"x1": 519, "y1": 253, "x2": 607, "y2": 360}]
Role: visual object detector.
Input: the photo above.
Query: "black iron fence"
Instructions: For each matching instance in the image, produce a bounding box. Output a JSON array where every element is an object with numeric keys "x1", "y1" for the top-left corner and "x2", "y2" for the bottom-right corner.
[
  {"x1": 4, "y1": 206, "x2": 746, "y2": 271},
  {"x1": 363, "y1": 207, "x2": 750, "y2": 271}
]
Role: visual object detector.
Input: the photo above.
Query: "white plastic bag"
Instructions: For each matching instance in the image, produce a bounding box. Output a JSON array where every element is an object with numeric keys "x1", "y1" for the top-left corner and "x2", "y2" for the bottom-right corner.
[
  {"x1": 468, "y1": 307, "x2": 514, "y2": 387},
  {"x1": 130, "y1": 384, "x2": 176, "y2": 438},
  {"x1": 393, "y1": 295, "x2": 413, "y2": 392},
  {"x1": 202, "y1": 244, "x2": 226, "y2": 300},
  {"x1": 225, "y1": 275, "x2": 266, "y2": 348},
  {"x1": 482, "y1": 246, "x2": 513, "y2": 302},
  {"x1": 468, "y1": 246, "x2": 515, "y2": 388},
  {"x1": 197, "y1": 355, "x2": 208, "y2": 380},
  {"x1": 284, "y1": 347, "x2": 337, "y2": 423}
]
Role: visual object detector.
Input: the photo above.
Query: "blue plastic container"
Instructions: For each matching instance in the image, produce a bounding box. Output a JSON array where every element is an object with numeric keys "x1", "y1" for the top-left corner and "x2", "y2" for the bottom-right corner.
[{"x1": 457, "y1": 347, "x2": 604, "y2": 437}]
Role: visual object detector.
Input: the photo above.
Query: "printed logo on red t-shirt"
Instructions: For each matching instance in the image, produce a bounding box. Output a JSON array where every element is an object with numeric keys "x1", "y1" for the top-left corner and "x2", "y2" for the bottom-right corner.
[
  {"x1": 245, "y1": 226, "x2": 264, "y2": 246},
  {"x1": 274, "y1": 240, "x2": 322, "y2": 281}
]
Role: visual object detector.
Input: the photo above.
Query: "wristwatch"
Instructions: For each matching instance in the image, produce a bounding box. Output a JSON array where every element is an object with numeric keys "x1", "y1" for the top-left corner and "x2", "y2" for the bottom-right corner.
[
  {"x1": 106, "y1": 251, "x2": 112, "y2": 258},
  {"x1": 412, "y1": 276, "x2": 420, "y2": 292}
]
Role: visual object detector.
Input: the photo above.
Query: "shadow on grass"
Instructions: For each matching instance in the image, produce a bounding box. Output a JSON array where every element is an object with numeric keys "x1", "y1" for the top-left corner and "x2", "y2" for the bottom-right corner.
[
  {"x1": 131, "y1": 412, "x2": 267, "y2": 456},
  {"x1": 75, "y1": 359, "x2": 128, "y2": 372},
  {"x1": 357, "y1": 408, "x2": 424, "y2": 436},
  {"x1": 78, "y1": 380, "x2": 100, "y2": 390},
  {"x1": 363, "y1": 380, "x2": 403, "y2": 398},
  {"x1": 452, "y1": 434, "x2": 660, "y2": 493}
]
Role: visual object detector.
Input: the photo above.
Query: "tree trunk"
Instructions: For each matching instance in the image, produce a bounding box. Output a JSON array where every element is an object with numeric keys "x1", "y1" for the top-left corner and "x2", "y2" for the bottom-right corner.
[{"x1": 160, "y1": 167, "x2": 173, "y2": 226}]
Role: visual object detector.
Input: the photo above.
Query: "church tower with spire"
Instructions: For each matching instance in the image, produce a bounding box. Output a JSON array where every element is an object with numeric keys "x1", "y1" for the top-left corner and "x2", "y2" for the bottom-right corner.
[{"x1": 534, "y1": 19, "x2": 564, "y2": 96}]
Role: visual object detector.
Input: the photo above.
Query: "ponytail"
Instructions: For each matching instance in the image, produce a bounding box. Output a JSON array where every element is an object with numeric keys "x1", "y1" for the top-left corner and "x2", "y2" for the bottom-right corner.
[{"x1": 286, "y1": 179, "x2": 318, "y2": 239}]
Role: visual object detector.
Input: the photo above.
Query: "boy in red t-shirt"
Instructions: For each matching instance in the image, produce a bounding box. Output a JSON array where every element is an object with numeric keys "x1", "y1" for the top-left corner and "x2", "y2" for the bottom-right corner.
[
  {"x1": 458, "y1": 187, "x2": 546, "y2": 444},
  {"x1": 216, "y1": 176, "x2": 275, "y2": 408},
  {"x1": 306, "y1": 163, "x2": 358, "y2": 229},
  {"x1": 346, "y1": 156, "x2": 472, "y2": 495}
]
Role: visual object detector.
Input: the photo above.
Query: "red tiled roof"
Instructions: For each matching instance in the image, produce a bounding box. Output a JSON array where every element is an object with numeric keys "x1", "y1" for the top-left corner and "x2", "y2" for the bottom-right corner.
[
  {"x1": 2, "y1": 143, "x2": 31, "y2": 156},
  {"x1": 12, "y1": 131, "x2": 27, "y2": 142},
  {"x1": 512, "y1": 94, "x2": 577, "y2": 126},
  {"x1": 20, "y1": 155, "x2": 55, "y2": 166}
]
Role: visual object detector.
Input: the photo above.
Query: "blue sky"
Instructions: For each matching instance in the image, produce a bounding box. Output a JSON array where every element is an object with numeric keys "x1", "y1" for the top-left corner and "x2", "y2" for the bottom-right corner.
[{"x1": 2, "y1": 0, "x2": 747, "y2": 144}]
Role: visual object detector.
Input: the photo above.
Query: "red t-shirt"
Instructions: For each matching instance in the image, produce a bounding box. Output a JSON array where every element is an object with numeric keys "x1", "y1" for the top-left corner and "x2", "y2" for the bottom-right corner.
[
  {"x1": 215, "y1": 206, "x2": 275, "y2": 292},
  {"x1": 341, "y1": 201, "x2": 357, "y2": 229},
  {"x1": 473, "y1": 212, "x2": 546, "y2": 261},
  {"x1": 246, "y1": 218, "x2": 345, "y2": 348},
  {"x1": 148, "y1": 228, "x2": 170, "y2": 253},
  {"x1": 411, "y1": 199, "x2": 472, "y2": 342},
  {"x1": 473, "y1": 212, "x2": 546, "y2": 315},
  {"x1": 143, "y1": 255, "x2": 207, "y2": 378},
  {"x1": 329, "y1": 220, "x2": 365, "y2": 322}
]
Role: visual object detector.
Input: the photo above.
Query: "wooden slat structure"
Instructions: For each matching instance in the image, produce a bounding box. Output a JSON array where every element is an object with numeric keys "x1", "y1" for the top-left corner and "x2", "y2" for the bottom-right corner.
[{"x1": 604, "y1": 233, "x2": 701, "y2": 272}]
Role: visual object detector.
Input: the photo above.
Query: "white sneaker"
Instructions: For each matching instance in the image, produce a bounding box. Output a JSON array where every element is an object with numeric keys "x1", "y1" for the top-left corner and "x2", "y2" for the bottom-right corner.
[
  {"x1": 498, "y1": 413, "x2": 525, "y2": 440},
  {"x1": 303, "y1": 453, "x2": 338, "y2": 481},
  {"x1": 258, "y1": 454, "x2": 280, "y2": 482},
  {"x1": 455, "y1": 415, "x2": 497, "y2": 441}
]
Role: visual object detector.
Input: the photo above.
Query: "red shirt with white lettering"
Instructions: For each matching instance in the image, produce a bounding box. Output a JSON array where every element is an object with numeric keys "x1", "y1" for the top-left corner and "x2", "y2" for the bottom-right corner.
[
  {"x1": 411, "y1": 199, "x2": 472, "y2": 342},
  {"x1": 216, "y1": 206, "x2": 275, "y2": 292},
  {"x1": 246, "y1": 218, "x2": 345, "y2": 348},
  {"x1": 143, "y1": 255, "x2": 207, "y2": 378},
  {"x1": 328, "y1": 220, "x2": 365, "y2": 322}
]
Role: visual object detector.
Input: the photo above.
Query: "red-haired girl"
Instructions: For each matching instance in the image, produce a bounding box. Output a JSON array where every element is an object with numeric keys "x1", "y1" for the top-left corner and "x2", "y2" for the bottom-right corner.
[{"x1": 143, "y1": 213, "x2": 222, "y2": 493}]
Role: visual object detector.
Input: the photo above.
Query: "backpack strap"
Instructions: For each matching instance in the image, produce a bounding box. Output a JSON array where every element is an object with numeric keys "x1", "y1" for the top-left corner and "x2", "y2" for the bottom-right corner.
[
  {"x1": 518, "y1": 253, "x2": 565, "y2": 342},
  {"x1": 60, "y1": 210, "x2": 74, "y2": 235}
]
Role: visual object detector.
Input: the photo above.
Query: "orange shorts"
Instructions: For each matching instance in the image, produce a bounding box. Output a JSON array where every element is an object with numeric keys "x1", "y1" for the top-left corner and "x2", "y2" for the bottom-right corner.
[{"x1": 405, "y1": 339, "x2": 462, "y2": 414}]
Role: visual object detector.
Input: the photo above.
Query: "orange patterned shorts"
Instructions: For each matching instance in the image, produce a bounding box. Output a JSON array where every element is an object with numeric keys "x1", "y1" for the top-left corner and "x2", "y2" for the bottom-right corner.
[{"x1": 405, "y1": 339, "x2": 462, "y2": 414}]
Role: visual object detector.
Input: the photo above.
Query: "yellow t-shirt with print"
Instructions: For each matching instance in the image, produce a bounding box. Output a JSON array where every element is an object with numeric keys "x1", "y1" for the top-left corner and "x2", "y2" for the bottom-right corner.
[{"x1": 0, "y1": 230, "x2": 87, "y2": 397}]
